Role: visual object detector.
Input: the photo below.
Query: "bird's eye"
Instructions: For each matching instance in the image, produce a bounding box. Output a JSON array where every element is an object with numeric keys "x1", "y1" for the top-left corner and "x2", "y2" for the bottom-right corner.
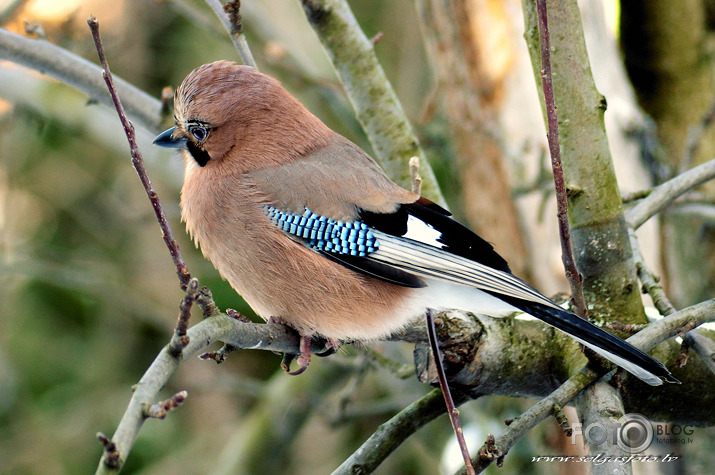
[{"x1": 188, "y1": 125, "x2": 208, "y2": 142}]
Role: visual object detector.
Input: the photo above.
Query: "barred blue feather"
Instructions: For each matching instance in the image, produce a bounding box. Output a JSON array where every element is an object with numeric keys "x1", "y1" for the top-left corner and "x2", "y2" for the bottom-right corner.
[{"x1": 264, "y1": 206, "x2": 379, "y2": 257}]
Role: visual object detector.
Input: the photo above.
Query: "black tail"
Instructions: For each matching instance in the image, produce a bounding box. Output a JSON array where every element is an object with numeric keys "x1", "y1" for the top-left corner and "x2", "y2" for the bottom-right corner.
[{"x1": 505, "y1": 299, "x2": 679, "y2": 386}]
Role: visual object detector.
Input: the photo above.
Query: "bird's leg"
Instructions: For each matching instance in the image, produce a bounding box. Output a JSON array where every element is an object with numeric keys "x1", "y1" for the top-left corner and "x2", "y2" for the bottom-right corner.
[{"x1": 267, "y1": 316, "x2": 338, "y2": 373}]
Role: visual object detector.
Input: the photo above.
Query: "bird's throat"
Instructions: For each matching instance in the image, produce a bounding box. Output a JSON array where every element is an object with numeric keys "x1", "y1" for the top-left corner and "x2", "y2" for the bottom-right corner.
[{"x1": 187, "y1": 142, "x2": 211, "y2": 167}]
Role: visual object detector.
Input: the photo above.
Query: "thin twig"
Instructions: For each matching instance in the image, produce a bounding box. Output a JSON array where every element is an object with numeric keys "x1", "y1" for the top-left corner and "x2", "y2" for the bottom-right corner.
[
  {"x1": 204, "y1": 0, "x2": 257, "y2": 67},
  {"x1": 535, "y1": 0, "x2": 587, "y2": 317},
  {"x1": 551, "y1": 403, "x2": 572, "y2": 437},
  {"x1": 143, "y1": 391, "x2": 188, "y2": 419},
  {"x1": 628, "y1": 229, "x2": 677, "y2": 316},
  {"x1": 168, "y1": 278, "x2": 200, "y2": 356},
  {"x1": 426, "y1": 309, "x2": 475, "y2": 475},
  {"x1": 96, "y1": 433, "x2": 120, "y2": 470},
  {"x1": 626, "y1": 158, "x2": 715, "y2": 229},
  {"x1": 409, "y1": 156, "x2": 423, "y2": 195},
  {"x1": 630, "y1": 229, "x2": 715, "y2": 375},
  {"x1": 95, "y1": 314, "x2": 325, "y2": 473},
  {"x1": 23, "y1": 21, "x2": 47, "y2": 40},
  {"x1": 87, "y1": 16, "x2": 191, "y2": 289}
]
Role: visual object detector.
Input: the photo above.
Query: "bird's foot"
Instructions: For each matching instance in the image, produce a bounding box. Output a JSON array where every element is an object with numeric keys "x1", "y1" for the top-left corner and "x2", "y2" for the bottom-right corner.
[
  {"x1": 283, "y1": 334, "x2": 312, "y2": 375},
  {"x1": 268, "y1": 317, "x2": 339, "y2": 374}
]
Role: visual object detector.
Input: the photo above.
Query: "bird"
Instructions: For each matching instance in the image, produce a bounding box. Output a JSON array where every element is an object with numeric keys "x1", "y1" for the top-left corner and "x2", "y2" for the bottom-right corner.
[{"x1": 154, "y1": 60, "x2": 678, "y2": 386}]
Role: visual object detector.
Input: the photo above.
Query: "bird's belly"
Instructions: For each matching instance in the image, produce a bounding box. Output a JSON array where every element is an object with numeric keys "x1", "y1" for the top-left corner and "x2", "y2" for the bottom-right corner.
[{"x1": 196, "y1": 222, "x2": 419, "y2": 340}]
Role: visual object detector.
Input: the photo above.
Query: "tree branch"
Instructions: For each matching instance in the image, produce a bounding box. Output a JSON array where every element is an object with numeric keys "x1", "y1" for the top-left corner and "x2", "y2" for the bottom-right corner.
[
  {"x1": 523, "y1": 0, "x2": 646, "y2": 324},
  {"x1": 426, "y1": 308, "x2": 474, "y2": 475},
  {"x1": 575, "y1": 384, "x2": 630, "y2": 475},
  {"x1": 629, "y1": 229, "x2": 715, "y2": 376},
  {"x1": 333, "y1": 389, "x2": 471, "y2": 475},
  {"x1": 204, "y1": 0, "x2": 257, "y2": 67},
  {"x1": 299, "y1": 0, "x2": 447, "y2": 206},
  {"x1": 0, "y1": 28, "x2": 162, "y2": 132},
  {"x1": 95, "y1": 314, "x2": 325, "y2": 473},
  {"x1": 626, "y1": 158, "x2": 715, "y2": 229},
  {"x1": 459, "y1": 298, "x2": 715, "y2": 474}
]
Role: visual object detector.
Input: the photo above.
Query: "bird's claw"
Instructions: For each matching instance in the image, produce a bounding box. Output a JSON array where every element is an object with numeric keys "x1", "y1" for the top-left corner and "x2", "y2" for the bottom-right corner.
[{"x1": 283, "y1": 334, "x2": 312, "y2": 375}]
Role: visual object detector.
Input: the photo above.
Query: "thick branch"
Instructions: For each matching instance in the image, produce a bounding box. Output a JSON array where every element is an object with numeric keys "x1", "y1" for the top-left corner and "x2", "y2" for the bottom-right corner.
[
  {"x1": 576, "y1": 384, "x2": 631, "y2": 475},
  {"x1": 300, "y1": 0, "x2": 447, "y2": 206},
  {"x1": 523, "y1": 0, "x2": 645, "y2": 324},
  {"x1": 535, "y1": 0, "x2": 587, "y2": 317},
  {"x1": 459, "y1": 298, "x2": 715, "y2": 474}
]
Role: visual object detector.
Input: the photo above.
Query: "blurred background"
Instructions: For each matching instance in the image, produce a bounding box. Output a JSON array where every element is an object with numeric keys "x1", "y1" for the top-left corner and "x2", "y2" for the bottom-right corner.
[{"x1": 1, "y1": 0, "x2": 713, "y2": 473}]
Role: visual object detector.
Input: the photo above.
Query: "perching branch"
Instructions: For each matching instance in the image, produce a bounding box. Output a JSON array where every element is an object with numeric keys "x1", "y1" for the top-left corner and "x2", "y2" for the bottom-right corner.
[
  {"x1": 534, "y1": 0, "x2": 587, "y2": 318},
  {"x1": 95, "y1": 313, "x2": 327, "y2": 474},
  {"x1": 0, "y1": 28, "x2": 162, "y2": 132},
  {"x1": 299, "y1": 0, "x2": 447, "y2": 207},
  {"x1": 626, "y1": 158, "x2": 715, "y2": 229},
  {"x1": 204, "y1": 0, "x2": 257, "y2": 67}
]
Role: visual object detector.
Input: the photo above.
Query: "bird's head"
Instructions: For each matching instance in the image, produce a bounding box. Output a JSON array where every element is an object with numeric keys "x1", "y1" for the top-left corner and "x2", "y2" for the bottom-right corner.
[{"x1": 154, "y1": 61, "x2": 331, "y2": 173}]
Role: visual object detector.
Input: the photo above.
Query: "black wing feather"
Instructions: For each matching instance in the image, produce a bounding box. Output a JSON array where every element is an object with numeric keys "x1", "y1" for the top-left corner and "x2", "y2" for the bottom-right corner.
[
  {"x1": 360, "y1": 201, "x2": 511, "y2": 274},
  {"x1": 318, "y1": 251, "x2": 426, "y2": 288}
]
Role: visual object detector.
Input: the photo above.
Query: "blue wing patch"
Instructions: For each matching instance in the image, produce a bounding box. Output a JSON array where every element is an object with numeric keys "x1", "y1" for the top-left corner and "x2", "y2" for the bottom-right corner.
[{"x1": 264, "y1": 206, "x2": 379, "y2": 257}]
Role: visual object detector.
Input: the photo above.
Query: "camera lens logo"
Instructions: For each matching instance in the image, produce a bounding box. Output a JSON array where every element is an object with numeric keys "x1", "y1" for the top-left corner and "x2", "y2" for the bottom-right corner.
[{"x1": 616, "y1": 413, "x2": 653, "y2": 453}]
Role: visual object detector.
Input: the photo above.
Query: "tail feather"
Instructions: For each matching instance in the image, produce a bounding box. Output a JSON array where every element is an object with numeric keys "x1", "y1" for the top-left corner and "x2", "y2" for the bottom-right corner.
[{"x1": 507, "y1": 299, "x2": 679, "y2": 386}]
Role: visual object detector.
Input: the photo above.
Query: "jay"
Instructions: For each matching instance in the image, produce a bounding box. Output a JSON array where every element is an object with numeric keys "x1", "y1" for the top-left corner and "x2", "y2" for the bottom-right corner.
[{"x1": 154, "y1": 61, "x2": 678, "y2": 385}]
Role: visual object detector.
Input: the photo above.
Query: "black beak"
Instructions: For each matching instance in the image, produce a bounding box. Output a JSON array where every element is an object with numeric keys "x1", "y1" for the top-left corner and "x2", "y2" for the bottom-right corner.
[{"x1": 153, "y1": 127, "x2": 188, "y2": 149}]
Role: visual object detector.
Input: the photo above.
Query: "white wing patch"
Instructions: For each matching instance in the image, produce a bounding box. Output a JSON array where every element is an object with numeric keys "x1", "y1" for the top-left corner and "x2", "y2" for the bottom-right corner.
[{"x1": 403, "y1": 215, "x2": 443, "y2": 247}]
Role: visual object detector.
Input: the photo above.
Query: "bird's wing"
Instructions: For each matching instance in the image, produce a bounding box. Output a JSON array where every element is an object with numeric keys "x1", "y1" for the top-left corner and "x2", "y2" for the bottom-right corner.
[
  {"x1": 261, "y1": 197, "x2": 561, "y2": 310},
  {"x1": 248, "y1": 134, "x2": 558, "y2": 307}
]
